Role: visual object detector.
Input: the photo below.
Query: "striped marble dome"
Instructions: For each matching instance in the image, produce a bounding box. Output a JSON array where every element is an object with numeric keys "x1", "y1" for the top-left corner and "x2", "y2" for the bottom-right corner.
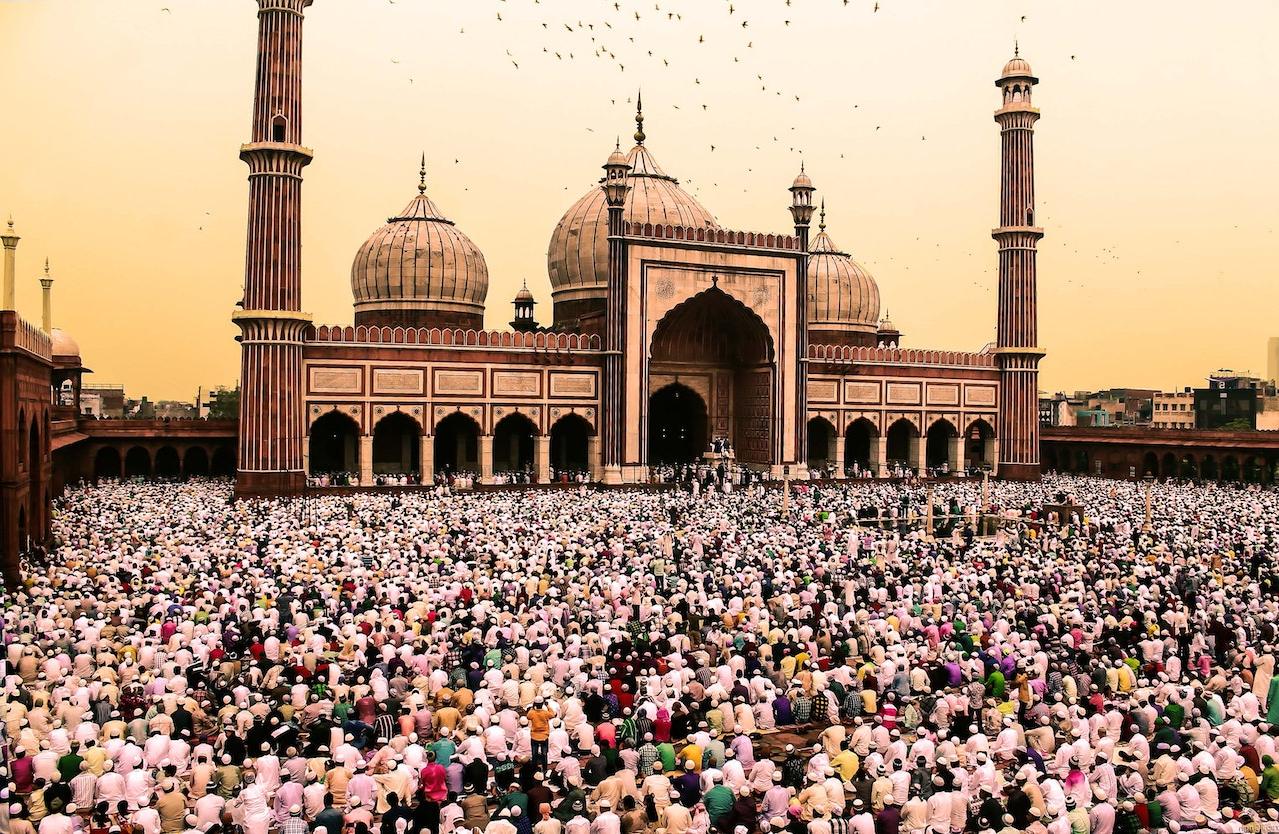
[
  {"x1": 807, "y1": 215, "x2": 880, "y2": 337},
  {"x1": 350, "y1": 169, "x2": 488, "y2": 326},
  {"x1": 547, "y1": 141, "x2": 719, "y2": 303}
]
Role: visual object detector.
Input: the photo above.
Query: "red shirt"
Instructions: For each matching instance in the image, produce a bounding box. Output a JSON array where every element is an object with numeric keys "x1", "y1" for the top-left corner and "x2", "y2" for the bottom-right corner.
[{"x1": 420, "y1": 763, "x2": 448, "y2": 802}]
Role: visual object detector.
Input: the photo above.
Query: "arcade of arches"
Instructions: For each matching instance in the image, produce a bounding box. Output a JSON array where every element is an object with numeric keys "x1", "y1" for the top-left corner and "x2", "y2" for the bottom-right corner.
[
  {"x1": 806, "y1": 416, "x2": 997, "y2": 475},
  {"x1": 647, "y1": 288, "x2": 775, "y2": 467},
  {"x1": 1044, "y1": 442, "x2": 1279, "y2": 483},
  {"x1": 90, "y1": 442, "x2": 236, "y2": 482},
  {"x1": 305, "y1": 409, "x2": 597, "y2": 483}
]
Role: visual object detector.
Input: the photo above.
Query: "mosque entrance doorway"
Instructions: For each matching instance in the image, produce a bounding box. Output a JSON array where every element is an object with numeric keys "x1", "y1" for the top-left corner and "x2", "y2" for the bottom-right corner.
[
  {"x1": 493, "y1": 413, "x2": 537, "y2": 476},
  {"x1": 647, "y1": 286, "x2": 775, "y2": 468},
  {"x1": 648, "y1": 384, "x2": 708, "y2": 465},
  {"x1": 372, "y1": 412, "x2": 421, "y2": 475},
  {"x1": 845, "y1": 418, "x2": 876, "y2": 474},
  {"x1": 309, "y1": 411, "x2": 359, "y2": 476},
  {"x1": 94, "y1": 447, "x2": 122, "y2": 482},
  {"x1": 434, "y1": 412, "x2": 480, "y2": 475},
  {"x1": 550, "y1": 414, "x2": 593, "y2": 476}
]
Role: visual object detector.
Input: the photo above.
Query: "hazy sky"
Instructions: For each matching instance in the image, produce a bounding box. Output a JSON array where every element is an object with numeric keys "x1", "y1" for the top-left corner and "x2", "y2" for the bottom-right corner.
[{"x1": 3, "y1": 1, "x2": 1277, "y2": 400}]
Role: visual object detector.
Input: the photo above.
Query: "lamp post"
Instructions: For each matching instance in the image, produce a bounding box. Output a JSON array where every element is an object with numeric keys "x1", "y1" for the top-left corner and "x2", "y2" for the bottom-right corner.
[
  {"x1": 782, "y1": 464, "x2": 791, "y2": 515},
  {"x1": 925, "y1": 481, "x2": 935, "y2": 542},
  {"x1": 980, "y1": 468, "x2": 991, "y2": 537},
  {"x1": 1142, "y1": 473, "x2": 1155, "y2": 534}
]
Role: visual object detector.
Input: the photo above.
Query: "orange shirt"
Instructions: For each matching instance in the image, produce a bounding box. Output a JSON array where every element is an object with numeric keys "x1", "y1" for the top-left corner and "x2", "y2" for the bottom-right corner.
[{"x1": 527, "y1": 708, "x2": 553, "y2": 741}]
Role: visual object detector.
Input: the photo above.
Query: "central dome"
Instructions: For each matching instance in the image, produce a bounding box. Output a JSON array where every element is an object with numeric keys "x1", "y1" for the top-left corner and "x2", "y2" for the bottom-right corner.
[
  {"x1": 547, "y1": 110, "x2": 719, "y2": 325},
  {"x1": 351, "y1": 159, "x2": 489, "y2": 330},
  {"x1": 807, "y1": 206, "x2": 881, "y2": 347}
]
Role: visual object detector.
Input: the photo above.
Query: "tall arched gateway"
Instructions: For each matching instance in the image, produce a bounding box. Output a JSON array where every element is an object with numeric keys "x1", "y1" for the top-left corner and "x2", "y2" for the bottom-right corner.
[{"x1": 646, "y1": 287, "x2": 776, "y2": 470}]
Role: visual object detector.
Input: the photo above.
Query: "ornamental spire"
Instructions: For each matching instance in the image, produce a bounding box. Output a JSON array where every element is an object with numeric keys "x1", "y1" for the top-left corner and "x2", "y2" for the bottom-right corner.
[{"x1": 634, "y1": 90, "x2": 645, "y2": 145}]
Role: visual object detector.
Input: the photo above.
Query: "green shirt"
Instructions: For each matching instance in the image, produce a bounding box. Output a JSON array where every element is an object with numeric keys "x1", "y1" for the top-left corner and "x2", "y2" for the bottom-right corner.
[{"x1": 703, "y1": 785, "x2": 734, "y2": 822}]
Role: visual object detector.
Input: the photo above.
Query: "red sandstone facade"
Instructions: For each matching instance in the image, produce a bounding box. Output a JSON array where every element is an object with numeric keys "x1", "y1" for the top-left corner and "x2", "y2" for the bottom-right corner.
[{"x1": 230, "y1": 4, "x2": 1045, "y2": 493}]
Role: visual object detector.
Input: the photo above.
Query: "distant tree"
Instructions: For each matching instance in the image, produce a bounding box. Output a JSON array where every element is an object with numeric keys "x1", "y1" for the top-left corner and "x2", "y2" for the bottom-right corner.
[{"x1": 207, "y1": 386, "x2": 240, "y2": 420}]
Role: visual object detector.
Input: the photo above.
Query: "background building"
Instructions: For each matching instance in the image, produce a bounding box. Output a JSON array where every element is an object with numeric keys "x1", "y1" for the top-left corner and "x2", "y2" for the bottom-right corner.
[{"x1": 1153, "y1": 388, "x2": 1195, "y2": 429}]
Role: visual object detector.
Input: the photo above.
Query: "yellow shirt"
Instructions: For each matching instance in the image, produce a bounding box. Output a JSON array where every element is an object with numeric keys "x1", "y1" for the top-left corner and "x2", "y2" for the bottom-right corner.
[
  {"x1": 678, "y1": 743, "x2": 703, "y2": 772},
  {"x1": 831, "y1": 750, "x2": 859, "y2": 780}
]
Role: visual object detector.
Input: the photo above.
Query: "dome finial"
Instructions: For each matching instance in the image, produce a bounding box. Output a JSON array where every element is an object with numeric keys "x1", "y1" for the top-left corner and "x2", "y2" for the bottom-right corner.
[
  {"x1": 634, "y1": 90, "x2": 645, "y2": 145},
  {"x1": 819, "y1": 199, "x2": 826, "y2": 232},
  {"x1": 418, "y1": 153, "x2": 427, "y2": 194},
  {"x1": 44, "y1": 257, "x2": 50, "y2": 275},
  {"x1": 1014, "y1": 39, "x2": 1019, "y2": 58}
]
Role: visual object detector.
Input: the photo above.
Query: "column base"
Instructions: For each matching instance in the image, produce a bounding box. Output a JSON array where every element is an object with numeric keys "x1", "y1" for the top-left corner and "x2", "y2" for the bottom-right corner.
[
  {"x1": 235, "y1": 470, "x2": 306, "y2": 499},
  {"x1": 996, "y1": 462, "x2": 1042, "y2": 481},
  {"x1": 602, "y1": 465, "x2": 623, "y2": 485}
]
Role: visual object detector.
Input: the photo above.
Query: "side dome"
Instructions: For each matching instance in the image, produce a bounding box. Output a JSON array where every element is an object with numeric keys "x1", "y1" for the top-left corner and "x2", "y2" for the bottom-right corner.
[
  {"x1": 50, "y1": 327, "x2": 81, "y2": 362},
  {"x1": 547, "y1": 107, "x2": 719, "y2": 325},
  {"x1": 806, "y1": 208, "x2": 880, "y2": 347},
  {"x1": 351, "y1": 161, "x2": 489, "y2": 330},
  {"x1": 1001, "y1": 56, "x2": 1032, "y2": 76}
]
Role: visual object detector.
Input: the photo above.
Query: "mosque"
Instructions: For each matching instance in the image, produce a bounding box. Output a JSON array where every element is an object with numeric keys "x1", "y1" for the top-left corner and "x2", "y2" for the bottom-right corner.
[{"x1": 233, "y1": 0, "x2": 1044, "y2": 496}]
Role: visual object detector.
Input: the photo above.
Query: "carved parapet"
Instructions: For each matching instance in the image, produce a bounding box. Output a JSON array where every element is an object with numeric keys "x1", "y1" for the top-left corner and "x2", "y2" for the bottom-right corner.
[{"x1": 305, "y1": 324, "x2": 603, "y2": 351}]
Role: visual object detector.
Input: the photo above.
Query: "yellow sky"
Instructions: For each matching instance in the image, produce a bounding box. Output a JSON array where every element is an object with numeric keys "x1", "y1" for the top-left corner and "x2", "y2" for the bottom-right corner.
[{"x1": 3, "y1": 0, "x2": 1278, "y2": 400}]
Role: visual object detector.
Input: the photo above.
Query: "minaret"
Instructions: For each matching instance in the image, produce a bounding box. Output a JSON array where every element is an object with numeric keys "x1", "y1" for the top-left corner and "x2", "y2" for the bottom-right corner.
[
  {"x1": 601, "y1": 137, "x2": 632, "y2": 484},
  {"x1": 232, "y1": 0, "x2": 314, "y2": 498},
  {"x1": 992, "y1": 46, "x2": 1044, "y2": 480},
  {"x1": 510, "y1": 279, "x2": 537, "y2": 332},
  {"x1": 789, "y1": 165, "x2": 815, "y2": 478},
  {"x1": 39, "y1": 259, "x2": 53, "y2": 333},
  {"x1": 1, "y1": 219, "x2": 18, "y2": 311}
]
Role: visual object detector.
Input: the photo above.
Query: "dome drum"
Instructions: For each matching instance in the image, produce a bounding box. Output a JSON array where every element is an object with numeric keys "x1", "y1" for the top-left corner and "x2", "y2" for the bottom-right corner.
[{"x1": 353, "y1": 300, "x2": 484, "y2": 331}]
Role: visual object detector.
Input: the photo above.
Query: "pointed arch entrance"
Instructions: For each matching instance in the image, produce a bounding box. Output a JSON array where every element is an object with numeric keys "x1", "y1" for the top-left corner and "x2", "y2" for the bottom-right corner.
[
  {"x1": 964, "y1": 419, "x2": 996, "y2": 471},
  {"x1": 94, "y1": 447, "x2": 122, "y2": 481},
  {"x1": 125, "y1": 446, "x2": 151, "y2": 480},
  {"x1": 434, "y1": 412, "x2": 480, "y2": 474},
  {"x1": 550, "y1": 414, "x2": 594, "y2": 476},
  {"x1": 493, "y1": 412, "x2": 538, "y2": 474},
  {"x1": 648, "y1": 384, "x2": 708, "y2": 465},
  {"x1": 155, "y1": 446, "x2": 181, "y2": 479},
  {"x1": 806, "y1": 417, "x2": 836, "y2": 471},
  {"x1": 309, "y1": 411, "x2": 359, "y2": 476},
  {"x1": 885, "y1": 419, "x2": 917, "y2": 467},
  {"x1": 647, "y1": 286, "x2": 775, "y2": 469},
  {"x1": 925, "y1": 419, "x2": 958, "y2": 469},
  {"x1": 845, "y1": 418, "x2": 876, "y2": 474},
  {"x1": 184, "y1": 447, "x2": 210, "y2": 477},
  {"x1": 372, "y1": 412, "x2": 422, "y2": 475}
]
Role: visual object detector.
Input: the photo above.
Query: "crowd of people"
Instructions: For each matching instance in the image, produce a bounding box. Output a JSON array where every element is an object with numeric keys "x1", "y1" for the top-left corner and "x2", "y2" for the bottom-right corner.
[
  {"x1": 305, "y1": 471, "x2": 595, "y2": 490},
  {"x1": 6, "y1": 474, "x2": 1279, "y2": 834}
]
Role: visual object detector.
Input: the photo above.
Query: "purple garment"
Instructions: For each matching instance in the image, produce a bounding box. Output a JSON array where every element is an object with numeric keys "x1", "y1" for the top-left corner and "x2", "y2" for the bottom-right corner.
[
  {"x1": 773, "y1": 696, "x2": 793, "y2": 725},
  {"x1": 447, "y1": 761, "x2": 465, "y2": 795}
]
